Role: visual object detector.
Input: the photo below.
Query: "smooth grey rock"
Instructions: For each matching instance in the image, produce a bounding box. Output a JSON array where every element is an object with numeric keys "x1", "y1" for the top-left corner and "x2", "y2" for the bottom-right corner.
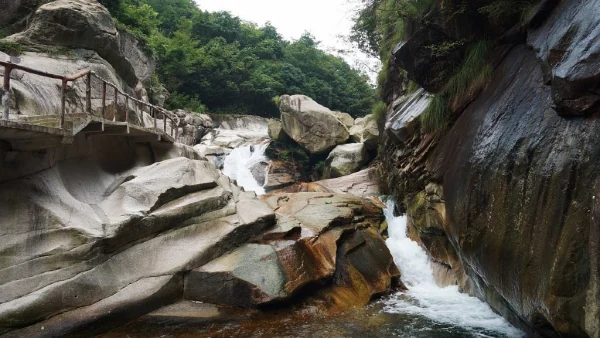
[
  {"x1": 349, "y1": 114, "x2": 380, "y2": 149},
  {"x1": 332, "y1": 111, "x2": 355, "y2": 129},
  {"x1": 323, "y1": 143, "x2": 369, "y2": 179},
  {"x1": 279, "y1": 95, "x2": 349, "y2": 154}
]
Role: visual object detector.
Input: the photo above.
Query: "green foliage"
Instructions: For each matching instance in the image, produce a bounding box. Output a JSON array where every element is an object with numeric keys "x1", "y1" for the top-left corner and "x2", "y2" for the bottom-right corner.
[
  {"x1": 0, "y1": 40, "x2": 23, "y2": 56},
  {"x1": 372, "y1": 101, "x2": 387, "y2": 121},
  {"x1": 478, "y1": 0, "x2": 537, "y2": 20},
  {"x1": 406, "y1": 80, "x2": 420, "y2": 93},
  {"x1": 421, "y1": 39, "x2": 494, "y2": 132},
  {"x1": 426, "y1": 40, "x2": 465, "y2": 58},
  {"x1": 167, "y1": 92, "x2": 207, "y2": 113},
  {"x1": 272, "y1": 95, "x2": 281, "y2": 108},
  {"x1": 421, "y1": 95, "x2": 448, "y2": 132},
  {"x1": 313, "y1": 160, "x2": 326, "y2": 175},
  {"x1": 99, "y1": 0, "x2": 377, "y2": 118}
]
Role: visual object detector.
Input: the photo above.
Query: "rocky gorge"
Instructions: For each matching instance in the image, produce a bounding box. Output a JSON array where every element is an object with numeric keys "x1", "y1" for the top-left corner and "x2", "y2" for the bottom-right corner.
[{"x1": 1, "y1": 0, "x2": 599, "y2": 337}]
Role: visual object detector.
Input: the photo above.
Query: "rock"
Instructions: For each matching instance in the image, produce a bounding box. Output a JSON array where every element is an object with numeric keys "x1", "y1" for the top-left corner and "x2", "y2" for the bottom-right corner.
[
  {"x1": 332, "y1": 111, "x2": 355, "y2": 129},
  {"x1": 118, "y1": 29, "x2": 156, "y2": 87},
  {"x1": 323, "y1": 143, "x2": 369, "y2": 179},
  {"x1": 0, "y1": 136, "x2": 276, "y2": 335},
  {"x1": 267, "y1": 119, "x2": 289, "y2": 141},
  {"x1": 528, "y1": 0, "x2": 600, "y2": 116},
  {"x1": 385, "y1": 89, "x2": 431, "y2": 144},
  {"x1": 279, "y1": 95, "x2": 350, "y2": 154},
  {"x1": 431, "y1": 44, "x2": 599, "y2": 337},
  {"x1": 263, "y1": 160, "x2": 303, "y2": 192},
  {"x1": 349, "y1": 114, "x2": 380, "y2": 149},
  {"x1": 393, "y1": 27, "x2": 466, "y2": 93},
  {"x1": 9, "y1": 0, "x2": 140, "y2": 88},
  {"x1": 184, "y1": 192, "x2": 397, "y2": 309},
  {"x1": 275, "y1": 169, "x2": 381, "y2": 198}
]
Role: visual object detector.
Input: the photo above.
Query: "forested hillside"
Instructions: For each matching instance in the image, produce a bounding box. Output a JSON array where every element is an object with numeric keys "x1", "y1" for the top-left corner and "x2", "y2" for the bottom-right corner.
[{"x1": 98, "y1": 0, "x2": 377, "y2": 117}]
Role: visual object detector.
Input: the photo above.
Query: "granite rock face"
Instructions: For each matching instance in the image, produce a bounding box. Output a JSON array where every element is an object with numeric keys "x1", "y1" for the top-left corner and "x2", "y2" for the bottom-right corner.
[{"x1": 381, "y1": 0, "x2": 600, "y2": 336}]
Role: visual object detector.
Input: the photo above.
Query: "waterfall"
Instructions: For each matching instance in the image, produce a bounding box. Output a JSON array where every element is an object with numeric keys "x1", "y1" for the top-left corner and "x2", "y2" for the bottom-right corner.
[
  {"x1": 222, "y1": 142, "x2": 269, "y2": 195},
  {"x1": 383, "y1": 199, "x2": 524, "y2": 337}
]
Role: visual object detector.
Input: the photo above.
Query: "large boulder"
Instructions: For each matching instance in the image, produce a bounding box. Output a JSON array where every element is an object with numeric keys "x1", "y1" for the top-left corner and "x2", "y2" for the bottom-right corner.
[
  {"x1": 323, "y1": 143, "x2": 369, "y2": 179},
  {"x1": 8, "y1": 0, "x2": 140, "y2": 88},
  {"x1": 184, "y1": 193, "x2": 399, "y2": 308},
  {"x1": 279, "y1": 95, "x2": 350, "y2": 154},
  {"x1": 0, "y1": 136, "x2": 277, "y2": 336},
  {"x1": 349, "y1": 114, "x2": 380, "y2": 149}
]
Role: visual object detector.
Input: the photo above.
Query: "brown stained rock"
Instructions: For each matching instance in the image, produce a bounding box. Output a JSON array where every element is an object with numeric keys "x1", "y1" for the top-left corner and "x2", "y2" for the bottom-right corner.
[
  {"x1": 260, "y1": 192, "x2": 384, "y2": 234},
  {"x1": 185, "y1": 193, "x2": 397, "y2": 311},
  {"x1": 310, "y1": 228, "x2": 402, "y2": 311},
  {"x1": 272, "y1": 169, "x2": 381, "y2": 198},
  {"x1": 184, "y1": 229, "x2": 343, "y2": 307},
  {"x1": 264, "y1": 160, "x2": 303, "y2": 192}
]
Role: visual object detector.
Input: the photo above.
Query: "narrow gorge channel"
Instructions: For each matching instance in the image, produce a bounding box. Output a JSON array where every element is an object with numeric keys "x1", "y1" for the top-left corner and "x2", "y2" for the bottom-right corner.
[{"x1": 182, "y1": 145, "x2": 522, "y2": 338}]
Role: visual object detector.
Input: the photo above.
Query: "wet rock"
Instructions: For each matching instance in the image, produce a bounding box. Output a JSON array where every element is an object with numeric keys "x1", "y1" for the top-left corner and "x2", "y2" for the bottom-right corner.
[
  {"x1": 432, "y1": 44, "x2": 599, "y2": 337},
  {"x1": 528, "y1": 0, "x2": 600, "y2": 116},
  {"x1": 323, "y1": 143, "x2": 369, "y2": 179},
  {"x1": 349, "y1": 114, "x2": 379, "y2": 150},
  {"x1": 279, "y1": 95, "x2": 350, "y2": 154},
  {"x1": 385, "y1": 89, "x2": 431, "y2": 144}
]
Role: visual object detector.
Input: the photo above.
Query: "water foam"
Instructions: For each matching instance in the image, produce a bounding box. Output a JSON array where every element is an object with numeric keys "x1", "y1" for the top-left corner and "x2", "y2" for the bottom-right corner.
[
  {"x1": 222, "y1": 142, "x2": 269, "y2": 195},
  {"x1": 383, "y1": 200, "x2": 524, "y2": 337}
]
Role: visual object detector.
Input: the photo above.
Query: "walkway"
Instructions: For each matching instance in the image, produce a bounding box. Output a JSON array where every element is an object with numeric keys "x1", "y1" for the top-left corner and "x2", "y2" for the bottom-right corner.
[{"x1": 0, "y1": 61, "x2": 179, "y2": 151}]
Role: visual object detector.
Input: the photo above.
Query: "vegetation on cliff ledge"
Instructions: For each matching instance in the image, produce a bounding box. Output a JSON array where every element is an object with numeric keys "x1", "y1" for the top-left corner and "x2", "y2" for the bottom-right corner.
[{"x1": 98, "y1": 0, "x2": 377, "y2": 118}]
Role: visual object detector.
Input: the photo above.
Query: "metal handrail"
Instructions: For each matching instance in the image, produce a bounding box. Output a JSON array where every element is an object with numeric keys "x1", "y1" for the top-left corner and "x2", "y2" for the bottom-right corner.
[{"x1": 0, "y1": 60, "x2": 179, "y2": 139}]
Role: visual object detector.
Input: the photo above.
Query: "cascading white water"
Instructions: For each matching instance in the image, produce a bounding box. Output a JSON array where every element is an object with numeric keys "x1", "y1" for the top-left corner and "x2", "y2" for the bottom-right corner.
[
  {"x1": 222, "y1": 142, "x2": 269, "y2": 195},
  {"x1": 383, "y1": 199, "x2": 524, "y2": 338}
]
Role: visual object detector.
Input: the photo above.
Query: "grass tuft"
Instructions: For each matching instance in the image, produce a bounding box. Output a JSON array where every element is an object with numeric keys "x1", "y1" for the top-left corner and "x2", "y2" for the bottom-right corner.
[
  {"x1": 0, "y1": 40, "x2": 23, "y2": 56},
  {"x1": 372, "y1": 101, "x2": 387, "y2": 121}
]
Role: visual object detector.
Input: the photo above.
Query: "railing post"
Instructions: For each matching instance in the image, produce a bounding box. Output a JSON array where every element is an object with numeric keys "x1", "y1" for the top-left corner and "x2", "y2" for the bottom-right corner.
[
  {"x1": 125, "y1": 95, "x2": 130, "y2": 133},
  {"x1": 2, "y1": 64, "x2": 13, "y2": 120},
  {"x1": 85, "y1": 72, "x2": 91, "y2": 114},
  {"x1": 170, "y1": 116, "x2": 174, "y2": 137},
  {"x1": 101, "y1": 81, "x2": 106, "y2": 131},
  {"x1": 152, "y1": 106, "x2": 156, "y2": 128},
  {"x1": 163, "y1": 111, "x2": 167, "y2": 134},
  {"x1": 60, "y1": 79, "x2": 67, "y2": 129},
  {"x1": 113, "y1": 87, "x2": 118, "y2": 122}
]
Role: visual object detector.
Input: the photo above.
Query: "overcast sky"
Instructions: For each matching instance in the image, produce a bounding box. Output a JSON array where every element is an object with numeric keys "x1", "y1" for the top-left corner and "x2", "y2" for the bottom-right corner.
[{"x1": 194, "y1": 0, "x2": 379, "y2": 81}]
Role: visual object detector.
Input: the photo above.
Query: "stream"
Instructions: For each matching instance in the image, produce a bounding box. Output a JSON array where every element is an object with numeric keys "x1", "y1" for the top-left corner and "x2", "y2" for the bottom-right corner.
[{"x1": 103, "y1": 144, "x2": 524, "y2": 338}]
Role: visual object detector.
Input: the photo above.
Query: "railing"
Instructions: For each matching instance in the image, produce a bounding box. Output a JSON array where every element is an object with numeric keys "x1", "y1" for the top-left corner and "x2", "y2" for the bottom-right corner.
[{"x1": 0, "y1": 60, "x2": 179, "y2": 139}]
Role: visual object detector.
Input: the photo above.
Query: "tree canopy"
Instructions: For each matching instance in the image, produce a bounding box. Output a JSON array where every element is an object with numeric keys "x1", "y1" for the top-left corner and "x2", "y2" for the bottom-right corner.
[{"x1": 99, "y1": 0, "x2": 377, "y2": 117}]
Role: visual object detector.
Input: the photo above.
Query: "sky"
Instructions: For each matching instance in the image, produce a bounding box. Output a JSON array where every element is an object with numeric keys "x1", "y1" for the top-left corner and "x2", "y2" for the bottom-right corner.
[{"x1": 194, "y1": 0, "x2": 380, "y2": 81}]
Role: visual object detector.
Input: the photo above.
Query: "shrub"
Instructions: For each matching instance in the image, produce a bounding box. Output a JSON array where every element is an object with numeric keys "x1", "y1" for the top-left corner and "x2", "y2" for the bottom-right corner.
[
  {"x1": 271, "y1": 95, "x2": 281, "y2": 108},
  {"x1": 167, "y1": 92, "x2": 207, "y2": 113},
  {"x1": 0, "y1": 40, "x2": 23, "y2": 56},
  {"x1": 372, "y1": 101, "x2": 387, "y2": 121},
  {"x1": 420, "y1": 39, "x2": 494, "y2": 133}
]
